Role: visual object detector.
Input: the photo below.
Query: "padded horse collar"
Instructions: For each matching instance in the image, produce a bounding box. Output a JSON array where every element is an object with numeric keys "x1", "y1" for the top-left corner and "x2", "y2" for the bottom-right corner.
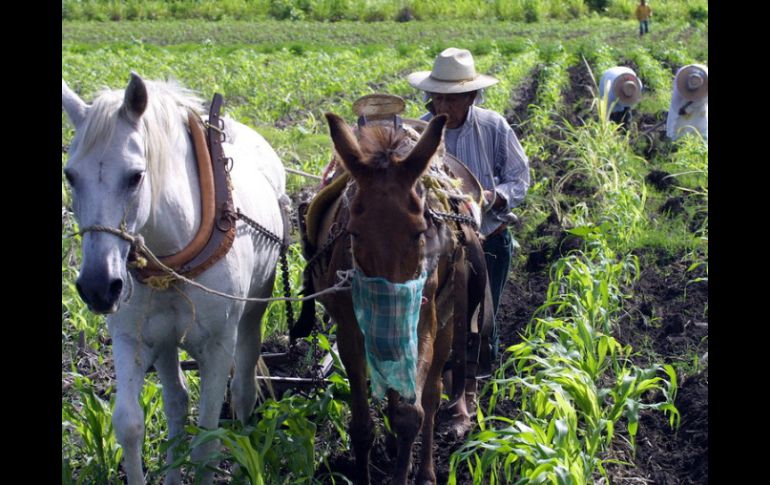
[{"x1": 130, "y1": 94, "x2": 236, "y2": 284}]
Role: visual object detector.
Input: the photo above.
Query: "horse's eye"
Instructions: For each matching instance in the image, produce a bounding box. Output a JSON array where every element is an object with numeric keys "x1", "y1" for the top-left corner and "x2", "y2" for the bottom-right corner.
[{"x1": 127, "y1": 171, "x2": 144, "y2": 189}]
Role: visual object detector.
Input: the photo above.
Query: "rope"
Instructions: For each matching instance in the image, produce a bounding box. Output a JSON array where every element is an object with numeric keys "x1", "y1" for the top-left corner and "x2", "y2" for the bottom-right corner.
[
  {"x1": 285, "y1": 167, "x2": 322, "y2": 181},
  {"x1": 74, "y1": 225, "x2": 353, "y2": 303}
]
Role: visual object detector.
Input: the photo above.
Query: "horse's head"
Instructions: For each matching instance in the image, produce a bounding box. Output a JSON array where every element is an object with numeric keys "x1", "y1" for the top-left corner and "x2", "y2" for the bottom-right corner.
[
  {"x1": 62, "y1": 73, "x2": 153, "y2": 314},
  {"x1": 325, "y1": 112, "x2": 447, "y2": 283}
]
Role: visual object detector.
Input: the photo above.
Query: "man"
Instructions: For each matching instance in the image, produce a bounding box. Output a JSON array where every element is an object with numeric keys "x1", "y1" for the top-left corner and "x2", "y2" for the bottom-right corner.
[
  {"x1": 598, "y1": 66, "x2": 643, "y2": 126},
  {"x1": 666, "y1": 64, "x2": 708, "y2": 143},
  {"x1": 636, "y1": 0, "x2": 652, "y2": 37},
  {"x1": 407, "y1": 47, "x2": 530, "y2": 361}
]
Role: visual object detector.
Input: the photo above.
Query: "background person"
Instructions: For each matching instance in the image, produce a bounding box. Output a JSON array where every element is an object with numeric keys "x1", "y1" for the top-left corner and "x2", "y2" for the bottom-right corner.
[
  {"x1": 666, "y1": 64, "x2": 708, "y2": 142},
  {"x1": 636, "y1": 0, "x2": 652, "y2": 37},
  {"x1": 598, "y1": 66, "x2": 643, "y2": 126}
]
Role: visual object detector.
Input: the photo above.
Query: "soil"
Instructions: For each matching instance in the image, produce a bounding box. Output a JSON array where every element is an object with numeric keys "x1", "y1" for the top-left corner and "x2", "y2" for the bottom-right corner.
[{"x1": 563, "y1": 61, "x2": 597, "y2": 128}]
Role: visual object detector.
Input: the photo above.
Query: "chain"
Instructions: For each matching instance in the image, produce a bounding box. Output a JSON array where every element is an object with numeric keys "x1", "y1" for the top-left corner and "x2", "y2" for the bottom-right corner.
[
  {"x1": 234, "y1": 207, "x2": 296, "y2": 330},
  {"x1": 234, "y1": 208, "x2": 284, "y2": 246},
  {"x1": 304, "y1": 225, "x2": 348, "y2": 269},
  {"x1": 427, "y1": 207, "x2": 479, "y2": 231}
]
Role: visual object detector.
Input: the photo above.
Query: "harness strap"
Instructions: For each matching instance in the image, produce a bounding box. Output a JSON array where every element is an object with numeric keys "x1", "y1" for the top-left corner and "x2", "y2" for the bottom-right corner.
[{"x1": 131, "y1": 93, "x2": 236, "y2": 283}]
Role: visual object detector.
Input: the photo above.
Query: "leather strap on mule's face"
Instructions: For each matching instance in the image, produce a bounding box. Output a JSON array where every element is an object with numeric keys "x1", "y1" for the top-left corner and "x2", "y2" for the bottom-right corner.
[{"x1": 132, "y1": 93, "x2": 236, "y2": 283}]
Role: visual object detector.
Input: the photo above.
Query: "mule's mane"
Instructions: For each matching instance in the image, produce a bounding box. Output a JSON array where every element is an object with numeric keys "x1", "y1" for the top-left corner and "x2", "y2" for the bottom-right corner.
[
  {"x1": 80, "y1": 80, "x2": 204, "y2": 210},
  {"x1": 357, "y1": 125, "x2": 409, "y2": 169}
]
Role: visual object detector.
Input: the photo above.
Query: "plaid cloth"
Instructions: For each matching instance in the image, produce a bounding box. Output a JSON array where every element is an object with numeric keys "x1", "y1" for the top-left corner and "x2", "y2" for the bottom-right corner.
[{"x1": 351, "y1": 269, "x2": 427, "y2": 403}]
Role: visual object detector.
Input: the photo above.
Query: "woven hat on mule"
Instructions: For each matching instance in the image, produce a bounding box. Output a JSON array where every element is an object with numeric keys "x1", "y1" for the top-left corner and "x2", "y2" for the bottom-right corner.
[
  {"x1": 407, "y1": 47, "x2": 499, "y2": 94},
  {"x1": 676, "y1": 64, "x2": 708, "y2": 101}
]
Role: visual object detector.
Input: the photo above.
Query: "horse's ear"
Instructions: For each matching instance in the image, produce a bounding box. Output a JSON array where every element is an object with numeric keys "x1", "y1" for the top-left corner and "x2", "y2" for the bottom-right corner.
[
  {"x1": 122, "y1": 72, "x2": 148, "y2": 123},
  {"x1": 400, "y1": 114, "x2": 447, "y2": 183},
  {"x1": 62, "y1": 80, "x2": 89, "y2": 129},
  {"x1": 325, "y1": 112, "x2": 367, "y2": 178}
]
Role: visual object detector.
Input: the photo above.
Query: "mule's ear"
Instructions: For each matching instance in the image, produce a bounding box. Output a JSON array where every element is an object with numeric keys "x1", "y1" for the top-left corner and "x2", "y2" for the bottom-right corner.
[
  {"x1": 62, "y1": 80, "x2": 89, "y2": 129},
  {"x1": 325, "y1": 112, "x2": 367, "y2": 178},
  {"x1": 400, "y1": 114, "x2": 447, "y2": 183},
  {"x1": 122, "y1": 72, "x2": 148, "y2": 123}
]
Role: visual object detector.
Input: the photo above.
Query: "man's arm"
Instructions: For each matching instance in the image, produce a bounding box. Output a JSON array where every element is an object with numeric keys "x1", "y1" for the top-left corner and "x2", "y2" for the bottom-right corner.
[{"x1": 491, "y1": 125, "x2": 530, "y2": 211}]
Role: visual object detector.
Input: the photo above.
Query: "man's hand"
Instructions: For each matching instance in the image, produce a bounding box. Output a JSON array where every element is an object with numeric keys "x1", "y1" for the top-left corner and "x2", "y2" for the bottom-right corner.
[
  {"x1": 678, "y1": 100, "x2": 693, "y2": 116},
  {"x1": 484, "y1": 190, "x2": 505, "y2": 210}
]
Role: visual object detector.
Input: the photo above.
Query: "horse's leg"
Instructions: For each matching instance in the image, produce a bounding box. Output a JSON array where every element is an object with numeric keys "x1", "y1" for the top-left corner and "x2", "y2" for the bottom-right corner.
[
  {"x1": 153, "y1": 347, "x2": 189, "y2": 485},
  {"x1": 231, "y1": 301, "x2": 269, "y2": 423},
  {"x1": 415, "y1": 312, "x2": 454, "y2": 485},
  {"x1": 111, "y1": 334, "x2": 152, "y2": 485},
  {"x1": 190, "y1": 326, "x2": 238, "y2": 485},
  {"x1": 334, "y1": 304, "x2": 375, "y2": 485}
]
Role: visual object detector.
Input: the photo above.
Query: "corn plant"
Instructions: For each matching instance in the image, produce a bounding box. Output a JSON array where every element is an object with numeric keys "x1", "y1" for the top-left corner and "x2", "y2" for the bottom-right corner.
[
  {"x1": 62, "y1": 376, "x2": 123, "y2": 484},
  {"x1": 173, "y1": 379, "x2": 350, "y2": 485}
]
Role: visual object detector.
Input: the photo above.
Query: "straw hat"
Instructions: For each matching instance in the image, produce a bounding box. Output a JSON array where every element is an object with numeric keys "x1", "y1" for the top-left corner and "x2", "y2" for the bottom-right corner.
[
  {"x1": 676, "y1": 64, "x2": 708, "y2": 101},
  {"x1": 407, "y1": 48, "x2": 499, "y2": 94},
  {"x1": 352, "y1": 94, "x2": 405, "y2": 119},
  {"x1": 612, "y1": 72, "x2": 642, "y2": 106}
]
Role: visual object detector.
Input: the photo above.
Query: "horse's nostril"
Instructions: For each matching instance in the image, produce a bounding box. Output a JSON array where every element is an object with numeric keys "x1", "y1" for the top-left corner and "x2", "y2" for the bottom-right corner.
[{"x1": 108, "y1": 279, "x2": 124, "y2": 300}]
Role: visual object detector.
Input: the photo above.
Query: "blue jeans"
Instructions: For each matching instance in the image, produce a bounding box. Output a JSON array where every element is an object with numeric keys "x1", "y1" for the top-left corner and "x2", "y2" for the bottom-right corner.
[
  {"x1": 639, "y1": 20, "x2": 649, "y2": 36},
  {"x1": 483, "y1": 228, "x2": 514, "y2": 360}
]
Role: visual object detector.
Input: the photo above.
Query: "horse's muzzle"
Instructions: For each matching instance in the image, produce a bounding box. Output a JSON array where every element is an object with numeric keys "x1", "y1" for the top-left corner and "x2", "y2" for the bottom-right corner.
[{"x1": 76, "y1": 275, "x2": 123, "y2": 314}]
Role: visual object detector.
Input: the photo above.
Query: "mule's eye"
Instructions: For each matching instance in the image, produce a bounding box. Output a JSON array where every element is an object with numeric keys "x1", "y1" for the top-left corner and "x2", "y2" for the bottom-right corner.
[{"x1": 127, "y1": 171, "x2": 144, "y2": 189}]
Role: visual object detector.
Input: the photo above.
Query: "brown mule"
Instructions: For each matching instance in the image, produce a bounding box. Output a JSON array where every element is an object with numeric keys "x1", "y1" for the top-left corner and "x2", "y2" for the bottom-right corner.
[{"x1": 297, "y1": 113, "x2": 489, "y2": 484}]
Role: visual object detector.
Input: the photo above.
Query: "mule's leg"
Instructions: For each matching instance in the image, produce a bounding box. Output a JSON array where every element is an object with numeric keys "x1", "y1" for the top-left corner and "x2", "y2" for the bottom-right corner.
[
  {"x1": 231, "y1": 301, "x2": 269, "y2": 423},
  {"x1": 447, "y1": 252, "x2": 472, "y2": 439},
  {"x1": 387, "y1": 390, "x2": 424, "y2": 485},
  {"x1": 111, "y1": 335, "x2": 152, "y2": 485},
  {"x1": 190, "y1": 333, "x2": 237, "y2": 485},
  {"x1": 153, "y1": 347, "x2": 189, "y2": 485},
  {"x1": 389, "y1": 297, "x2": 444, "y2": 485},
  {"x1": 415, "y1": 317, "x2": 454, "y2": 485},
  {"x1": 334, "y1": 306, "x2": 375, "y2": 485}
]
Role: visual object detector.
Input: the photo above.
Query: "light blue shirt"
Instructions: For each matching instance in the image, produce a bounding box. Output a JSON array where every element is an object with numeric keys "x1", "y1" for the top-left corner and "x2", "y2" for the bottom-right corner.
[
  {"x1": 421, "y1": 106, "x2": 530, "y2": 236},
  {"x1": 444, "y1": 126, "x2": 461, "y2": 154}
]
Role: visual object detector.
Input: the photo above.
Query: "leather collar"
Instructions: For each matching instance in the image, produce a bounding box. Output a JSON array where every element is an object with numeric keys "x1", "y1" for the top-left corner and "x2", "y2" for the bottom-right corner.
[{"x1": 131, "y1": 94, "x2": 236, "y2": 284}]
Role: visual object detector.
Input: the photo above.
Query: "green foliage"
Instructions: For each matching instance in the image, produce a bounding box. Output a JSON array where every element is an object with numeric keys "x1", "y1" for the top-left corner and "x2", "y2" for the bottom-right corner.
[
  {"x1": 63, "y1": 374, "x2": 168, "y2": 484},
  {"x1": 688, "y1": 5, "x2": 708, "y2": 25},
  {"x1": 62, "y1": 17, "x2": 706, "y2": 484},
  {"x1": 62, "y1": 0, "x2": 701, "y2": 22},
  {"x1": 172, "y1": 382, "x2": 351, "y2": 484},
  {"x1": 62, "y1": 377, "x2": 123, "y2": 484}
]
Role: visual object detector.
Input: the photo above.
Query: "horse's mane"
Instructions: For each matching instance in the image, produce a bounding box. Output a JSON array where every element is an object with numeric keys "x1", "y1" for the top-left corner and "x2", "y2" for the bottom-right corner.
[
  {"x1": 357, "y1": 125, "x2": 409, "y2": 169},
  {"x1": 80, "y1": 79, "x2": 204, "y2": 209}
]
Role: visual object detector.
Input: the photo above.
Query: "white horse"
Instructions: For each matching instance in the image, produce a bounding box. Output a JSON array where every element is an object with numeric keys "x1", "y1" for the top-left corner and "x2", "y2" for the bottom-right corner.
[{"x1": 62, "y1": 73, "x2": 288, "y2": 485}]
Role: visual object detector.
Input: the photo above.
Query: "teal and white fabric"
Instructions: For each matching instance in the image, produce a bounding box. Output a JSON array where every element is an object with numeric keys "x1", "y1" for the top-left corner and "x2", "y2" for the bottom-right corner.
[{"x1": 351, "y1": 269, "x2": 427, "y2": 403}]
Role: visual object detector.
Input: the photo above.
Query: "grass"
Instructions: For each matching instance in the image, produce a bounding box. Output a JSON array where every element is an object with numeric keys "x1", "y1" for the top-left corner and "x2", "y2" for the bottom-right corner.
[{"x1": 62, "y1": 0, "x2": 706, "y2": 22}]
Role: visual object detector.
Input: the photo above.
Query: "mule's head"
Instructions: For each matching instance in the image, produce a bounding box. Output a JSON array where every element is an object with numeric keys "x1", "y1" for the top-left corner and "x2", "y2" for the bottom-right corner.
[
  {"x1": 325, "y1": 113, "x2": 447, "y2": 283},
  {"x1": 62, "y1": 73, "x2": 153, "y2": 314}
]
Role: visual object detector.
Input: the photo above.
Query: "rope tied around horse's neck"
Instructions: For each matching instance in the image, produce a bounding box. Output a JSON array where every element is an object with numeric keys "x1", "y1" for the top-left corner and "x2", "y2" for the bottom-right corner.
[{"x1": 73, "y1": 224, "x2": 352, "y2": 303}]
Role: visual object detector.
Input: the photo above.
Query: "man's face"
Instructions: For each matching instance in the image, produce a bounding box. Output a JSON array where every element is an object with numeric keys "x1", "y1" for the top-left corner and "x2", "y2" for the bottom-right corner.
[{"x1": 429, "y1": 91, "x2": 476, "y2": 129}]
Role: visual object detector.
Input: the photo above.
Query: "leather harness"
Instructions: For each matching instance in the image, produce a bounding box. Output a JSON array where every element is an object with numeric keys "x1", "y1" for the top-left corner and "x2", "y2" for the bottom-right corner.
[{"x1": 130, "y1": 94, "x2": 236, "y2": 284}]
